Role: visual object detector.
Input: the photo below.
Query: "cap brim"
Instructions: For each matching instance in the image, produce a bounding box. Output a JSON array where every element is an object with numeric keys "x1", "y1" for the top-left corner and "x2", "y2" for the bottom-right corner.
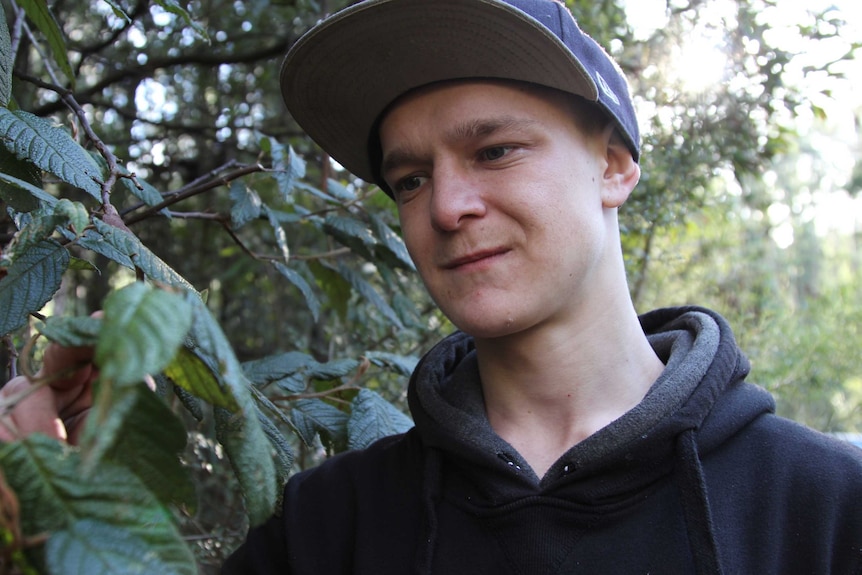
[{"x1": 280, "y1": 0, "x2": 598, "y2": 185}]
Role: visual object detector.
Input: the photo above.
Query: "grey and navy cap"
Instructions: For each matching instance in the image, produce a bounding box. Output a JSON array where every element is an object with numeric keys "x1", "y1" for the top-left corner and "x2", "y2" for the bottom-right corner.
[{"x1": 280, "y1": 0, "x2": 640, "y2": 193}]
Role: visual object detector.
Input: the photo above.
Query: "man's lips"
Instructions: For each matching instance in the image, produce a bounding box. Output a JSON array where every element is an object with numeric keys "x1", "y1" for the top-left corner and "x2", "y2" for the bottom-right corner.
[{"x1": 442, "y1": 248, "x2": 510, "y2": 270}]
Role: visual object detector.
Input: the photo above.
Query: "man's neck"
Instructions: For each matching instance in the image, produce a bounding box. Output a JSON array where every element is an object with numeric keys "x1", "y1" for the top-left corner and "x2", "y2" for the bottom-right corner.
[{"x1": 474, "y1": 302, "x2": 665, "y2": 479}]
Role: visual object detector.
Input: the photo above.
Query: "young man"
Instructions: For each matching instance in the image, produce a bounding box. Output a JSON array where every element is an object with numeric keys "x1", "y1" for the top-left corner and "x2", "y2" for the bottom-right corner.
[{"x1": 223, "y1": 0, "x2": 862, "y2": 573}]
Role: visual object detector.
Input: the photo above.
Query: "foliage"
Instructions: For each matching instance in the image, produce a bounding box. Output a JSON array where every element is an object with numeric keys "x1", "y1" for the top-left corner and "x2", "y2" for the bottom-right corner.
[
  {"x1": 0, "y1": 0, "x2": 858, "y2": 573},
  {"x1": 0, "y1": 0, "x2": 424, "y2": 572}
]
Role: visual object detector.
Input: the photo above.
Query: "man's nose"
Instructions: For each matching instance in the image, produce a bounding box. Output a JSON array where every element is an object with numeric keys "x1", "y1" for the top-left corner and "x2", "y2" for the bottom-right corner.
[{"x1": 429, "y1": 164, "x2": 487, "y2": 232}]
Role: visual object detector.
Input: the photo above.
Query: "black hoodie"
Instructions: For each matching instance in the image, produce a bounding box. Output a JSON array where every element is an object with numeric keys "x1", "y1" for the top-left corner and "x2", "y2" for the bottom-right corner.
[{"x1": 223, "y1": 307, "x2": 862, "y2": 574}]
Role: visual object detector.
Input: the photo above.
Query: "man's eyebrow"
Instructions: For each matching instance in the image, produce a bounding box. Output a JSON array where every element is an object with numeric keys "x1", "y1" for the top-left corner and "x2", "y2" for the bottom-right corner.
[
  {"x1": 446, "y1": 116, "x2": 536, "y2": 144},
  {"x1": 381, "y1": 116, "x2": 537, "y2": 177}
]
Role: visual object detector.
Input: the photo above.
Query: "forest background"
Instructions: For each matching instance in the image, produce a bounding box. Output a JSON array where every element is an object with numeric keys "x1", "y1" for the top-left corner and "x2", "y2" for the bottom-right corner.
[{"x1": 0, "y1": 0, "x2": 859, "y2": 573}]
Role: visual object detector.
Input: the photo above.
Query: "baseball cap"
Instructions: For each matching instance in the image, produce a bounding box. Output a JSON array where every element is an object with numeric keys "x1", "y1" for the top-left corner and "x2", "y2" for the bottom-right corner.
[{"x1": 280, "y1": 0, "x2": 640, "y2": 194}]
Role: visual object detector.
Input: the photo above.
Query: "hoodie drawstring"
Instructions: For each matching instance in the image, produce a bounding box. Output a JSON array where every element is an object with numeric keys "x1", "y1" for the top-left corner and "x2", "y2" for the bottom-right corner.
[{"x1": 675, "y1": 429, "x2": 724, "y2": 575}]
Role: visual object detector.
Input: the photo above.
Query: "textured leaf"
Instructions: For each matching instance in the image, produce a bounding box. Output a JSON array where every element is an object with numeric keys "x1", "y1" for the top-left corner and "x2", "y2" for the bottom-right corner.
[
  {"x1": 0, "y1": 167, "x2": 56, "y2": 208},
  {"x1": 170, "y1": 380, "x2": 203, "y2": 421},
  {"x1": 4, "y1": 200, "x2": 88, "y2": 265},
  {"x1": 272, "y1": 262, "x2": 320, "y2": 322},
  {"x1": 229, "y1": 180, "x2": 261, "y2": 229},
  {"x1": 241, "y1": 350, "x2": 317, "y2": 393},
  {"x1": 365, "y1": 351, "x2": 419, "y2": 377},
  {"x1": 17, "y1": 0, "x2": 74, "y2": 88},
  {"x1": 97, "y1": 385, "x2": 196, "y2": 509},
  {"x1": 0, "y1": 436, "x2": 196, "y2": 575},
  {"x1": 308, "y1": 260, "x2": 350, "y2": 321},
  {"x1": 184, "y1": 295, "x2": 278, "y2": 526},
  {"x1": 101, "y1": 0, "x2": 131, "y2": 23},
  {"x1": 347, "y1": 389, "x2": 413, "y2": 450},
  {"x1": 326, "y1": 177, "x2": 356, "y2": 202},
  {"x1": 76, "y1": 226, "x2": 134, "y2": 269},
  {"x1": 53, "y1": 198, "x2": 90, "y2": 236},
  {"x1": 47, "y1": 519, "x2": 185, "y2": 575},
  {"x1": 0, "y1": 239, "x2": 68, "y2": 336},
  {"x1": 0, "y1": 4, "x2": 11, "y2": 107},
  {"x1": 336, "y1": 261, "x2": 404, "y2": 329},
  {"x1": 95, "y1": 282, "x2": 193, "y2": 388},
  {"x1": 306, "y1": 357, "x2": 362, "y2": 381},
  {"x1": 152, "y1": 0, "x2": 208, "y2": 41},
  {"x1": 263, "y1": 204, "x2": 289, "y2": 262},
  {"x1": 291, "y1": 398, "x2": 349, "y2": 447},
  {"x1": 164, "y1": 346, "x2": 239, "y2": 411},
  {"x1": 256, "y1": 408, "x2": 295, "y2": 484},
  {"x1": 164, "y1": 348, "x2": 239, "y2": 412},
  {"x1": 270, "y1": 141, "x2": 305, "y2": 201},
  {"x1": 89, "y1": 218, "x2": 196, "y2": 290},
  {"x1": 36, "y1": 315, "x2": 102, "y2": 347},
  {"x1": 118, "y1": 173, "x2": 167, "y2": 214},
  {"x1": 324, "y1": 214, "x2": 377, "y2": 260},
  {"x1": 368, "y1": 211, "x2": 415, "y2": 270},
  {"x1": 0, "y1": 109, "x2": 100, "y2": 198},
  {"x1": 215, "y1": 405, "x2": 278, "y2": 527}
]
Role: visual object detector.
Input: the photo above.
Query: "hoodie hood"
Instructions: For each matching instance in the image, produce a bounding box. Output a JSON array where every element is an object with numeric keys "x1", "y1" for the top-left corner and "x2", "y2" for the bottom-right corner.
[
  {"x1": 407, "y1": 306, "x2": 774, "y2": 574},
  {"x1": 409, "y1": 306, "x2": 769, "y2": 490}
]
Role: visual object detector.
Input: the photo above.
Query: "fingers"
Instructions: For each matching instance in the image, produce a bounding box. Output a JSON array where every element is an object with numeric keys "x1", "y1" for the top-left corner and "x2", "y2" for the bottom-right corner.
[
  {"x1": 38, "y1": 343, "x2": 96, "y2": 391},
  {"x1": 0, "y1": 376, "x2": 68, "y2": 442}
]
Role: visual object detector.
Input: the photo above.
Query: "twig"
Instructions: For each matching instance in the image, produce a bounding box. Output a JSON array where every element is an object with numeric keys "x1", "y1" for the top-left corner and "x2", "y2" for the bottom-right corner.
[{"x1": 122, "y1": 164, "x2": 265, "y2": 226}]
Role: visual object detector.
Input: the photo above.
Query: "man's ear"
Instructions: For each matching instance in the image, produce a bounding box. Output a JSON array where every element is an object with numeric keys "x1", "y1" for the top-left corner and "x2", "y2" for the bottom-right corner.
[{"x1": 601, "y1": 127, "x2": 640, "y2": 209}]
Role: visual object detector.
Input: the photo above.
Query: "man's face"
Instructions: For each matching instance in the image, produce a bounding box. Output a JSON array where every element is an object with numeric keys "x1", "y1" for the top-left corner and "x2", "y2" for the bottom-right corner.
[{"x1": 379, "y1": 81, "x2": 624, "y2": 340}]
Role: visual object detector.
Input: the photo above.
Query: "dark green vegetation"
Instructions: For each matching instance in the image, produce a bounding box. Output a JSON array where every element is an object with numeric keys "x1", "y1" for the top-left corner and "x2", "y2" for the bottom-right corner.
[{"x1": 0, "y1": 0, "x2": 858, "y2": 573}]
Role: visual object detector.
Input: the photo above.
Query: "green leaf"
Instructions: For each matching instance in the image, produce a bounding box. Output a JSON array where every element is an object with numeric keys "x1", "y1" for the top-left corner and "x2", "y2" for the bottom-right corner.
[
  {"x1": 307, "y1": 357, "x2": 361, "y2": 381},
  {"x1": 215, "y1": 405, "x2": 278, "y2": 527},
  {"x1": 324, "y1": 214, "x2": 377, "y2": 260},
  {"x1": 229, "y1": 180, "x2": 261, "y2": 229},
  {"x1": 0, "y1": 5, "x2": 10, "y2": 107},
  {"x1": 241, "y1": 350, "x2": 317, "y2": 393},
  {"x1": 263, "y1": 204, "x2": 289, "y2": 262},
  {"x1": 95, "y1": 282, "x2": 193, "y2": 388},
  {"x1": 256, "y1": 409, "x2": 295, "y2": 485},
  {"x1": 101, "y1": 0, "x2": 131, "y2": 23},
  {"x1": 365, "y1": 351, "x2": 419, "y2": 377},
  {"x1": 326, "y1": 177, "x2": 356, "y2": 202},
  {"x1": 53, "y1": 198, "x2": 90, "y2": 236},
  {"x1": 0, "y1": 109, "x2": 101, "y2": 198},
  {"x1": 47, "y1": 519, "x2": 186, "y2": 575},
  {"x1": 88, "y1": 218, "x2": 196, "y2": 290},
  {"x1": 76, "y1": 226, "x2": 134, "y2": 269},
  {"x1": 0, "y1": 436, "x2": 196, "y2": 575},
  {"x1": 347, "y1": 389, "x2": 413, "y2": 450},
  {"x1": 308, "y1": 259, "x2": 351, "y2": 321},
  {"x1": 152, "y1": 0, "x2": 209, "y2": 42},
  {"x1": 290, "y1": 398, "x2": 349, "y2": 447},
  {"x1": 98, "y1": 385, "x2": 196, "y2": 510},
  {"x1": 335, "y1": 261, "x2": 404, "y2": 329},
  {"x1": 36, "y1": 315, "x2": 102, "y2": 348},
  {"x1": 164, "y1": 345, "x2": 238, "y2": 410},
  {"x1": 270, "y1": 141, "x2": 305, "y2": 201},
  {"x1": 184, "y1": 295, "x2": 278, "y2": 526},
  {"x1": 271, "y1": 262, "x2": 320, "y2": 322},
  {"x1": 17, "y1": 0, "x2": 75, "y2": 88},
  {"x1": 368, "y1": 211, "x2": 415, "y2": 270},
  {"x1": 0, "y1": 239, "x2": 68, "y2": 336},
  {"x1": 118, "y1": 172, "x2": 168, "y2": 214},
  {"x1": 0, "y1": 168, "x2": 56, "y2": 209}
]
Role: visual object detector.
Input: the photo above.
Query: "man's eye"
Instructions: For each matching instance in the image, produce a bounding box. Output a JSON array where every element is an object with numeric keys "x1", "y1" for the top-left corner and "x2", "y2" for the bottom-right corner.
[
  {"x1": 394, "y1": 175, "x2": 425, "y2": 194},
  {"x1": 480, "y1": 146, "x2": 512, "y2": 162}
]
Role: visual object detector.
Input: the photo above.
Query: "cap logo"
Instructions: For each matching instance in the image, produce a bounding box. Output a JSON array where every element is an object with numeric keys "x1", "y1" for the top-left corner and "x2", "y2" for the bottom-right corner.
[{"x1": 595, "y1": 71, "x2": 620, "y2": 106}]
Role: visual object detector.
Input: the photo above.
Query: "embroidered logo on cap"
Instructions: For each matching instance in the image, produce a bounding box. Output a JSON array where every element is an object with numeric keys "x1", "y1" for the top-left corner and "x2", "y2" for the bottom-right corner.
[{"x1": 596, "y1": 71, "x2": 620, "y2": 106}]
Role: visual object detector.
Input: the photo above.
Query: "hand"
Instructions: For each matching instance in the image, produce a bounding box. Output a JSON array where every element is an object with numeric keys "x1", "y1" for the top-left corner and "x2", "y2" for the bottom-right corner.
[{"x1": 0, "y1": 343, "x2": 96, "y2": 445}]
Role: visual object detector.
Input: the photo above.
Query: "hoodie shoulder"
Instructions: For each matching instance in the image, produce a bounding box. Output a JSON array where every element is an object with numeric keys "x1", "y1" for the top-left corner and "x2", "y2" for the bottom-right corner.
[{"x1": 223, "y1": 430, "x2": 425, "y2": 575}]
